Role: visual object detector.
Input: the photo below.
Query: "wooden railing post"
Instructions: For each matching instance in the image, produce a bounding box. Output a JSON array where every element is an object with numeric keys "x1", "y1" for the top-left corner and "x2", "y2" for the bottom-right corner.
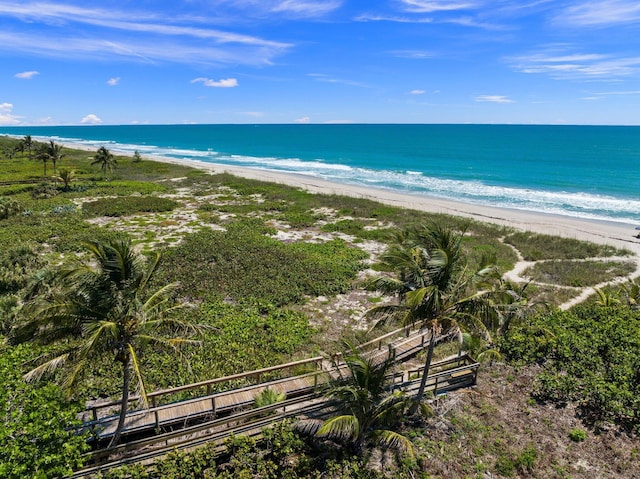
[{"x1": 211, "y1": 397, "x2": 216, "y2": 418}]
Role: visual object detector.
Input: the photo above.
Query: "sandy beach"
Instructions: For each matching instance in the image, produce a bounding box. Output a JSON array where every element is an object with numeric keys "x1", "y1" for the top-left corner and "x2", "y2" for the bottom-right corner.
[
  {"x1": 140, "y1": 154, "x2": 640, "y2": 256},
  {"x1": 58, "y1": 139, "x2": 640, "y2": 256}
]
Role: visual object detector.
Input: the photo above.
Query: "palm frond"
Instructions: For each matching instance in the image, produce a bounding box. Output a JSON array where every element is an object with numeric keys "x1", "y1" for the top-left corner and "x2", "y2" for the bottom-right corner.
[
  {"x1": 23, "y1": 352, "x2": 70, "y2": 383},
  {"x1": 370, "y1": 429, "x2": 414, "y2": 456},
  {"x1": 128, "y1": 344, "x2": 149, "y2": 409},
  {"x1": 317, "y1": 415, "x2": 359, "y2": 441}
]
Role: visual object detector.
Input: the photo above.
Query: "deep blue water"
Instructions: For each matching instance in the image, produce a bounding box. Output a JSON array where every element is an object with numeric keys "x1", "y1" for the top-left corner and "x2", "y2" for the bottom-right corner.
[{"x1": 2, "y1": 124, "x2": 639, "y2": 224}]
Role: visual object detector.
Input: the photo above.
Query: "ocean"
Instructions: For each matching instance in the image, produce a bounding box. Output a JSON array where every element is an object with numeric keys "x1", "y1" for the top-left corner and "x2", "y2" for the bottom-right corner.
[{"x1": 1, "y1": 124, "x2": 639, "y2": 224}]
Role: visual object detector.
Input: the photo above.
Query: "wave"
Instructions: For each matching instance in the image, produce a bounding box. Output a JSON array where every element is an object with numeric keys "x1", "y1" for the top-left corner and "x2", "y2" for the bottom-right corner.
[{"x1": 25, "y1": 134, "x2": 640, "y2": 225}]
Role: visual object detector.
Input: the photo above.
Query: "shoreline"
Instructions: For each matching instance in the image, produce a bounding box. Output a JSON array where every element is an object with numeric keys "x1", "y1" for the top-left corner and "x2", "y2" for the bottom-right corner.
[
  {"x1": 56, "y1": 140, "x2": 640, "y2": 255},
  {"x1": 148, "y1": 154, "x2": 640, "y2": 255}
]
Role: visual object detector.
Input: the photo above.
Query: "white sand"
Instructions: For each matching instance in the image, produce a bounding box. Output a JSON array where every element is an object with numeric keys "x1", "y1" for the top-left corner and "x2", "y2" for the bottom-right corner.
[
  {"x1": 61, "y1": 141, "x2": 640, "y2": 255},
  {"x1": 147, "y1": 155, "x2": 640, "y2": 256}
]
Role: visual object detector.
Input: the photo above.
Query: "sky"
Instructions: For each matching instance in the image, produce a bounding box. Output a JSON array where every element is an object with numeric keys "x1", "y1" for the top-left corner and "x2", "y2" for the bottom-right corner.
[{"x1": 1, "y1": 0, "x2": 640, "y2": 126}]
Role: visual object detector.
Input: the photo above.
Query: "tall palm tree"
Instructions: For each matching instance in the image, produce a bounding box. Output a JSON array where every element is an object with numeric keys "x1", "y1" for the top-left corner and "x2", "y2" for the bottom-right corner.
[
  {"x1": 301, "y1": 342, "x2": 425, "y2": 457},
  {"x1": 91, "y1": 146, "x2": 117, "y2": 180},
  {"x1": 20, "y1": 134, "x2": 34, "y2": 161},
  {"x1": 366, "y1": 223, "x2": 502, "y2": 411},
  {"x1": 45, "y1": 140, "x2": 65, "y2": 176},
  {"x1": 35, "y1": 143, "x2": 49, "y2": 178},
  {"x1": 14, "y1": 238, "x2": 200, "y2": 447}
]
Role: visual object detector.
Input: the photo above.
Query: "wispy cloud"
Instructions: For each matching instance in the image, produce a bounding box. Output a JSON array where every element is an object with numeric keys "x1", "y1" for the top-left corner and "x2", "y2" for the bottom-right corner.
[
  {"x1": 392, "y1": 50, "x2": 435, "y2": 59},
  {"x1": 0, "y1": 2, "x2": 291, "y2": 65},
  {"x1": 0, "y1": 102, "x2": 21, "y2": 125},
  {"x1": 15, "y1": 70, "x2": 39, "y2": 79},
  {"x1": 295, "y1": 116, "x2": 311, "y2": 123},
  {"x1": 80, "y1": 113, "x2": 102, "y2": 124},
  {"x1": 400, "y1": 0, "x2": 478, "y2": 13},
  {"x1": 356, "y1": 0, "x2": 503, "y2": 28},
  {"x1": 218, "y1": 0, "x2": 342, "y2": 18},
  {"x1": 410, "y1": 89, "x2": 425, "y2": 94},
  {"x1": 593, "y1": 89, "x2": 640, "y2": 95},
  {"x1": 509, "y1": 46, "x2": 640, "y2": 80},
  {"x1": 476, "y1": 95, "x2": 514, "y2": 103},
  {"x1": 557, "y1": 0, "x2": 640, "y2": 27},
  {"x1": 307, "y1": 73, "x2": 369, "y2": 88},
  {"x1": 355, "y1": 13, "x2": 434, "y2": 23},
  {"x1": 271, "y1": 0, "x2": 342, "y2": 17},
  {"x1": 191, "y1": 77, "x2": 239, "y2": 88},
  {"x1": 107, "y1": 77, "x2": 120, "y2": 86}
]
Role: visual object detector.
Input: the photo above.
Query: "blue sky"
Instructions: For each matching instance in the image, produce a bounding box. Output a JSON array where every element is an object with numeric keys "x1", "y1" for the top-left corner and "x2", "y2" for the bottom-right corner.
[{"x1": 1, "y1": 0, "x2": 640, "y2": 125}]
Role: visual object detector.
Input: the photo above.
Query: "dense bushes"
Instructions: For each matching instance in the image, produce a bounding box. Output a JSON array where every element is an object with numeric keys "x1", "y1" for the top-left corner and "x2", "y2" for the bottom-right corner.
[
  {"x1": 83, "y1": 195, "x2": 179, "y2": 217},
  {"x1": 96, "y1": 423, "x2": 385, "y2": 479},
  {"x1": 0, "y1": 344, "x2": 89, "y2": 478},
  {"x1": 501, "y1": 304, "x2": 640, "y2": 431},
  {"x1": 157, "y1": 219, "x2": 367, "y2": 306}
]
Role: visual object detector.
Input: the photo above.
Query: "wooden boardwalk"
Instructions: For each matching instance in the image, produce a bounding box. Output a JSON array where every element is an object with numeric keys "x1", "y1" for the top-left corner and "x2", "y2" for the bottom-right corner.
[
  {"x1": 83, "y1": 325, "x2": 431, "y2": 441},
  {"x1": 72, "y1": 353, "x2": 479, "y2": 478}
]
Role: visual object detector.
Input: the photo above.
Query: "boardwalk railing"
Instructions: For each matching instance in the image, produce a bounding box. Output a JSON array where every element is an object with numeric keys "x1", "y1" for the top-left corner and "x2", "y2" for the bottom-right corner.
[
  {"x1": 82, "y1": 324, "x2": 419, "y2": 426},
  {"x1": 71, "y1": 353, "x2": 479, "y2": 478}
]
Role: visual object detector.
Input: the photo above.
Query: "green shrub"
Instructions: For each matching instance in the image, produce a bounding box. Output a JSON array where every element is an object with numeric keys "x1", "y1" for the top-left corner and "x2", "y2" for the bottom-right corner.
[
  {"x1": 0, "y1": 344, "x2": 89, "y2": 478},
  {"x1": 156, "y1": 224, "x2": 366, "y2": 307},
  {"x1": 568, "y1": 428, "x2": 587, "y2": 442},
  {"x1": 83, "y1": 196, "x2": 179, "y2": 217},
  {"x1": 254, "y1": 388, "x2": 286, "y2": 409},
  {"x1": 31, "y1": 182, "x2": 58, "y2": 199},
  {"x1": 0, "y1": 197, "x2": 22, "y2": 219},
  {"x1": 501, "y1": 304, "x2": 640, "y2": 430},
  {"x1": 495, "y1": 455, "x2": 515, "y2": 476}
]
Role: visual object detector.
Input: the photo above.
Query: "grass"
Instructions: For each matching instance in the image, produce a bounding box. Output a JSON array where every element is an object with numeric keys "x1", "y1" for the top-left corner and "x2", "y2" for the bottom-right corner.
[
  {"x1": 504, "y1": 231, "x2": 631, "y2": 260},
  {"x1": 523, "y1": 260, "x2": 636, "y2": 287}
]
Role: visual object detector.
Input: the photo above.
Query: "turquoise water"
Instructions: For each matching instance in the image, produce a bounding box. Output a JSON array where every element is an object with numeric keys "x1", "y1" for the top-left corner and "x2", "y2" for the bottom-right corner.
[{"x1": 2, "y1": 124, "x2": 640, "y2": 224}]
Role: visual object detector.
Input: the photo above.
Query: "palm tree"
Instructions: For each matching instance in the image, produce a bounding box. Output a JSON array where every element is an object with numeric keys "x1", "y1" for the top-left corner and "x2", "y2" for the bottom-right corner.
[
  {"x1": 34, "y1": 143, "x2": 49, "y2": 178},
  {"x1": 366, "y1": 223, "x2": 503, "y2": 412},
  {"x1": 45, "y1": 140, "x2": 65, "y2": 176},
  {"x1": 14, "y1": 238, "x2": 200, "y2": 447},
  {"x1": 55, "y1": 169, "x2": 76, "y2": 191},
  {"x1": 20, "y1": 134, "x2": 34, "y2": 161},
  {"x1": 91, "y1": 146, "x2": 117, "y2": 180},
  {"x1": 301, "y1": 342, "x2": 425, "y2": 457}
]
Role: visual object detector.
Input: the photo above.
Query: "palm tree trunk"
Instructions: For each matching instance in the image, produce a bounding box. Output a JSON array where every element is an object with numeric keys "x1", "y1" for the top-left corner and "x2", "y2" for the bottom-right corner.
[
  {"x1": 109, "y1": 356, "x2": 131, "y2": 448},
  {"x1": 409, "y1": 329, "x2": 435, "y2": 415}
]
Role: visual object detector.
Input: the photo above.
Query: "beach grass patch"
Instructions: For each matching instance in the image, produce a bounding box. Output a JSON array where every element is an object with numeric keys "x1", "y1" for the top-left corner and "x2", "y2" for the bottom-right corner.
[
  {"x1": 82, "y1": 196, "x2": 180, "y2": 217},
  {"x1": 156, "y1": 219, "x2": 367, "y2": 307},
  {"x1": 504, "y1": 231, "x2": 629, "y2": 260},
  {"x1": 523, "y1": 260, "x2": 635, "y2": 287}
]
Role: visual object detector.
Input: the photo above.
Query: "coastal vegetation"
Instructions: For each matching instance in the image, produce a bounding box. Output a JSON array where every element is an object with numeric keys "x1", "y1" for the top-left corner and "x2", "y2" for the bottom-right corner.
[{"x1": 1, "y1": 135, "x2": 639, "y2": 478}]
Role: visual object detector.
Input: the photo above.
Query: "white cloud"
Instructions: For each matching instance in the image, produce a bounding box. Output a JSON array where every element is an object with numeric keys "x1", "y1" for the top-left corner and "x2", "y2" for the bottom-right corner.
[
  {"x1": 559, "y1": 0, "x2": 640, "y2": 27},
  {"x1": 221, "y1": 0, "x2": 342, "y2": 18},
  {"x1": 107, "y1": 77, "x2": 120, "y2": 86},
  {"x1": 307, "y1": 73, "x2": 370, "y2": 88},
  {"x1": 410, "y1": 89, "x2": 425, "y2": 95},
  {"x1": 475, "y1": 95, "x2": 514, "y2": 103},
  {"x1": 0, "y1": 102, "x2": 20, "y2": 125},
  {"x1": 80, "y1": 114, "x2": 102, "y2": 124},
  {"x1": 271, "y1": 0, "x2": 342, "y2": 17},
  {"x1": 15, "y1": 70, "x2": 39, "y2": 79},
  {"x1": 295, "y1": 116, "x2": 311, "y2": 123},
  {"x1": 0, "y1": 3, "x2": 291, "y2": 66},
  {"x1": 509, "y1": 47, "x2": 640, "y2": 80},
  {"x1": 400, "y1": 0, "x2": 478, "y2": 13},
  {"x1": 191, "y1": 77, "x2": 239, "y2": 88},
  {"x1": 392, "y1": 50, "x2": 435, "y2": 59}
]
